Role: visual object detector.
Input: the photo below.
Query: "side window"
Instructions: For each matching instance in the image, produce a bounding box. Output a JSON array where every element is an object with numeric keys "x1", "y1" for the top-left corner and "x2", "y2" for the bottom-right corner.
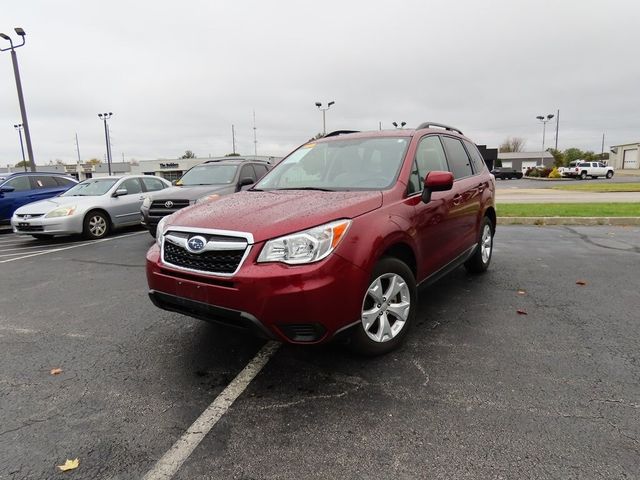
[
  {"x1": 463, "y1": 140, "x2": 487, "y2": 173},
  {"x1": 31, "y1": 175, "x2": 59, "y2": 189},
  {"x1": 141, "y1": 177, "x2": 166, "y2": 192},
  {"x1": 441, "y1": 137, "x2": 474, "y2": 179},
  {"x1": 239, "y1": 165, "x2": 257, "y2": 182},
  {"x1": 408, "y1": 135, "x2": 449, "y2": 195},
  {"x1": 5, "y1": 176, "x2": 31, "y2": 191},
  {"x1": 253, "y1": 164, "x2": 268, "y2": 179},
  {"x1": 54, "y1": 176, "x2": 76, "y2": 187},
  {"x1": 119, "y1": 178, "x2": 142, "y2": 195}
]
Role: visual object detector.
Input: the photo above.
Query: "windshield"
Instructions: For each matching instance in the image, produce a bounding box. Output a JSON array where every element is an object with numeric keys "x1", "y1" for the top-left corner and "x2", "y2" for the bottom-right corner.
[
  {"x1": 61, "y1": 178, "x2": 117, "y2": 196},
  {"x1": 177, "y1": 164, "x2": 238, "y2": 186},
  {"x1": 254, "y1": 137, "x2": 409, "y2": 191}
]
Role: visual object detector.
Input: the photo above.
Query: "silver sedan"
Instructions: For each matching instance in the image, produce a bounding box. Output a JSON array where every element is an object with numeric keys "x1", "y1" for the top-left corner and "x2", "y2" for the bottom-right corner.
[{"x1": 11, "y1": 175, "x2": 170, "y2": 239}]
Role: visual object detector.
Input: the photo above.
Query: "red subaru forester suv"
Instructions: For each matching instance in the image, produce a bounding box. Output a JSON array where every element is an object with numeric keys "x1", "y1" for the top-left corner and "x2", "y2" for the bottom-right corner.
[{"x1": 146, "y1": 123, "x2": 496, "y2": 354}]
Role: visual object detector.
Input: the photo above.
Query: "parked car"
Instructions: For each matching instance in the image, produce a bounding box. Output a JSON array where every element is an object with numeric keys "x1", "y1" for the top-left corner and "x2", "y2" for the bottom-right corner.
[
  {"x1": 140, "y1": 158, "x2": 272, "y2": 237},
  {"x1": 491, "y1": 167, "x2": 523, "y2": 180},
  {"x1": 0, "y1": 172, "x2": 77, "y2": 224},
  {"x1": 146, "y1": 123, "x2": 496, "y2": 355},
  {"x1": 11, "y1": 175, "x2": 170, "y2": 239},
  {"x1": 560, "y1": 161, "x2": 614, "y2": 180}
]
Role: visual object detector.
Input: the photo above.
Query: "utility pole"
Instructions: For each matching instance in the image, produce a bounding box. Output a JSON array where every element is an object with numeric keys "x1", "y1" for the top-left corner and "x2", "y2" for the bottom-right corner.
[
  {"x1": 231, "y1": 124, "x2": 236, "y2": 155},
  {"x1": 554, "y1": 109, "x2": 560, "y2": 150},
  {"x1": 253, "y1": 110, "x2": 258, "y2": 157},
  {"x1": 601, "y1": 133, "x2": 605, "y2": 157},
  {"x1": 315, "y1": 101, "x2": 335, "y2": 135},
  {"x1": 1, "y1": 28, "x2": 36, "y2": 171},
  {"x1": 14, "y1": 124, "x2": 27, "y2": 172},
  {"x1": 98, "y1": 112, "x2": 113, "y2": 175},
  {"x1": 75, "y1": 133, "x2": 81, "y2": 162},
  {"x1": 536, "y1": 113, "x2": 554, "y2": 166},
  {"x1": 379, "y1": 121, "x2": 382, "y2": 131}
]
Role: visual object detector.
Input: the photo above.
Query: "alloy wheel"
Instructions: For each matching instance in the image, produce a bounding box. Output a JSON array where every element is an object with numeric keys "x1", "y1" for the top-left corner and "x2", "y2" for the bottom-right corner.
[
  {"x1": 481, "y1": 223, "x2": 493, "y2": 264},
  {"x1": 89, "y1": 215, "x2": 107, "y2": 237},
  {"x1": 361, "y1": 273, "x2": 411, "y2": 343}
]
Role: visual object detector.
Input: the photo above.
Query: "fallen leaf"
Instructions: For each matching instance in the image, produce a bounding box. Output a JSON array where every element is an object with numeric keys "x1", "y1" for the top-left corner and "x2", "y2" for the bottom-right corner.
[
  {"x1": 516, "y1": 309, "x2": 528, "y2": 315},
  {"x1": 50, "y1": 368, "x2": 63, "y2": 375},
  {"x1": 57, "y1": 458, "x2": 79, "y2": 472},
  {"x1": 517, "y1": 290, "x2": 526, "y2": 296},
  {"x1": 576, "y1": 280, "x2": 587, "y2": 286}
]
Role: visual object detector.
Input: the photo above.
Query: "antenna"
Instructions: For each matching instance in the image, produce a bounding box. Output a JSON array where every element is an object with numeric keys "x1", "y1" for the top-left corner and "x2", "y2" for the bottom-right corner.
[{"x1": 253, "y1": 110, "x2": 258, "y2": 157}]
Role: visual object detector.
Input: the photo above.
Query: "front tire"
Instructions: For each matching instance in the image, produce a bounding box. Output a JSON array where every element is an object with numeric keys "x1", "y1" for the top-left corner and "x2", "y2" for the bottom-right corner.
[
  {"x1": 465, "y1": 216, "x2": 494, "y2": 274},
  {"x1": 350, "y1": 257, "x2": 417, "y2": 356},
  {"x1": 580, "y1": 171, "x2": 588, "y2": 180},
  {"x1": 83, "y1": 211, "x2": 110, "y2": 240}
]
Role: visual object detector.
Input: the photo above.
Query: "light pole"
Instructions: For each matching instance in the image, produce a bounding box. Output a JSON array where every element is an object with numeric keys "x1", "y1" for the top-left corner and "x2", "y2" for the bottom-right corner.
[
  {"x1": 14, "y1": 123, "x2": 26, "y2": 172},
  {"x1": 1, "y1": 28, "x2": 36, "y2": 172},
  {"x1": 98, "y1": 112, "x2": 113, "y2": 175},
  {"x1": 315, "y1": 101, "x2": 335, "y2": 136},
  {"x1": 536, "y1": 113, "x2": 554, "y2": 166}
]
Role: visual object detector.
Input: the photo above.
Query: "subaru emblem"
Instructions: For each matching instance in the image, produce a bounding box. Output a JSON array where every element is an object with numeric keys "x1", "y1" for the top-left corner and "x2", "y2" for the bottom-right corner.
[
  {"x1": 186, "y1": 235, "x2": 207, "y2": 253},
  {"x1": 164, "y1": 200, "x2": 174, "y2": 208}
]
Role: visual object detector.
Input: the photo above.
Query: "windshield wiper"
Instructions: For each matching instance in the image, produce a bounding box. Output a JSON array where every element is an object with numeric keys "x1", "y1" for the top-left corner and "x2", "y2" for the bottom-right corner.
[{"x1": 275, "y1": 187, "x2": 335, "y2": 192}]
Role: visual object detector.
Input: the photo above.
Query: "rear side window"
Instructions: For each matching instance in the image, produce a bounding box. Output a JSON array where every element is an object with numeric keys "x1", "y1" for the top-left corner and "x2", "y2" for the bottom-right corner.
[
  {"x1": 141, "y1": 177, "x2": 166, "y2": 192},
  {"x1": 463, "y1": 141, "x2": 487, "y2": 173},
  {"x1": 120, "y1": 178, "x2": 143, "y2": 194},
  {"x1": 441, "y1": 137, "x2": 474, "y2": 179},
  {"x1": 408, "y1": 136, "x2": 449, "y2": 194},
  {"x1": 253, "y1": 164, "x2": 268, "y2": 179},
  {"x1": 31, "y1": 175, "x2": 59, "y2": 189},
  {"x1": 54, "y1": 176, "x2": 76, "y2": 187},
  {"x1": 4, "y1": 176, "x2": 31, "y2": 191}
]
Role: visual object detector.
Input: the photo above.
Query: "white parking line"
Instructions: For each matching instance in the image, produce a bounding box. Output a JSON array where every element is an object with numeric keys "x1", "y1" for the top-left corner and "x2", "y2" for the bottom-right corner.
[
  {"x1": 0, "y1": 242, "x2": 79, "y2": 252},
  {"x1": 0, "y1": 249, "x2": 52, "y2": 258},
  {"x1": 0, "y1": 231, "x2": 146, "y2": 263},
  {"x1": 142, "y1": 341, "x2": 280, "y2": 480}
]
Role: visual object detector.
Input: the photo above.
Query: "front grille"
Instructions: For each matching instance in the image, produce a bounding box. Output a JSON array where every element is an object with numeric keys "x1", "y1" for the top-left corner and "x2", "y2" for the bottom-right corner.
[
  {"x1": 16, "y1": 225, "x2": 44, "y2": 232},
  {"x1": 149, "y1": 199, "x2": 190, "y2": 217},
  {"x1": 163, "y1": 241, "x2": 245, "y2": 274},
  {"x1": 16, "y1": 213, "x2": 44, "y2": 219}
]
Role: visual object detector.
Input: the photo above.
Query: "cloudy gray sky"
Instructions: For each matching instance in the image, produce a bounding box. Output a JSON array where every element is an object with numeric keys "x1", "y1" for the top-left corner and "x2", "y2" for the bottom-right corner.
[{"x1": 1, "y1": 0, "x2": 639, "y2": 166}]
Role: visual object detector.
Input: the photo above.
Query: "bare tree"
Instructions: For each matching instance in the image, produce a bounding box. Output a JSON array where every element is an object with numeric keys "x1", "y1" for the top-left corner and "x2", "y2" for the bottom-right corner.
[{"x1": 499, "y1": 137, "x2": 526, "y2": 153}]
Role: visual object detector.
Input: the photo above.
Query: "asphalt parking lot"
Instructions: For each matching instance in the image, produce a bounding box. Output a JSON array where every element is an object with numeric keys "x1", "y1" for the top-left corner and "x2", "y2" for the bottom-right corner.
[{"x1": 1, "y1": 226, "x2": 639, "y2": 479}]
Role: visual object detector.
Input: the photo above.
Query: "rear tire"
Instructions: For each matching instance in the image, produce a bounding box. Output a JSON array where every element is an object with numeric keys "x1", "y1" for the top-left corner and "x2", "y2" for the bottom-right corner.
[
  {"x1": 83, "y1": 211, "x2": 110, "y2": 240},
  {"x1": 465, "y1": 216, "x2": 494, "y2": 274},
  {"x1": 580, "y1": 171, "x2": 588, "y2": 180},
  {"x1": 350, "y1": 257, "x2": 417, "y2": 356},
  {"x1": 606, "y1": 171, "x2": 614, "y2": 179}
]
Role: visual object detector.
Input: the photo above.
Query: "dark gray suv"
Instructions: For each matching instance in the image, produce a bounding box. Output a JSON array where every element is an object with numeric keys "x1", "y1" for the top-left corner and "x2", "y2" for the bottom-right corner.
[{"x1": 140, "y1": 158, "x2": 271, "y2": 237}]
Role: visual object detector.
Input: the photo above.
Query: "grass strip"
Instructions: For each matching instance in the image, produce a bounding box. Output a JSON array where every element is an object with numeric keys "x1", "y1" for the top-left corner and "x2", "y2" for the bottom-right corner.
[
  {"x1": 497, "y1": 203, "x2": 640, "y2": 217},
  {"x1": 551, "y1": 182, "x2": 640, "y2": 192}
]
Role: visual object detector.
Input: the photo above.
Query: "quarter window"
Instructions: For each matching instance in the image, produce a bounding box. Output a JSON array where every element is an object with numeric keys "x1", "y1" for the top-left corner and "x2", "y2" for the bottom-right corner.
[
  {"x1": 31, "y1": 175, "x2": 59, "y2": 189},
  {"x1": 441, "y1": 137, "x2": 474, "y2": 179},
  {"x1": 54, "y1": 176, "x2": 76, "y2": 187},
  {"x1": 463, "y1": 140, "x2": 486, "y2": 174},
  {"x1": 142, "y1": 177, "x2": 166, "y2": 192}
]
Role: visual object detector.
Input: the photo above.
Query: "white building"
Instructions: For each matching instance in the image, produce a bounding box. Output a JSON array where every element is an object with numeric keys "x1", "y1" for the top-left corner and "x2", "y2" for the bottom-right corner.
[
  {"x1": 609, "y1": 142, "x2": 639, "y2": 170},
  {"x1": 497, "y1": 151, "x2": 555, "y2": 172}
]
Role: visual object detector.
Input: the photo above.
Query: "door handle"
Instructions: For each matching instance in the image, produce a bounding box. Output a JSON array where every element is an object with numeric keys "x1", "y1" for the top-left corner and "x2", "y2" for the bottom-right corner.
[
  {"x1": 452, "y1": 194, "x2": 463, "y2": 206},
  {"x1": 477, "y1": 183, "x2": 485, "y2": 192}
]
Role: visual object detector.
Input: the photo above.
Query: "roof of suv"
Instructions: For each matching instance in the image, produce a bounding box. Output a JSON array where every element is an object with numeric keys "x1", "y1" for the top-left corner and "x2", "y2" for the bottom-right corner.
[
  {"x1": 202, "y1": 158, "x2": 270, "y2": 165},
  {"x1": 317, "y1": 122, "x2": 468, "y2": 142}
]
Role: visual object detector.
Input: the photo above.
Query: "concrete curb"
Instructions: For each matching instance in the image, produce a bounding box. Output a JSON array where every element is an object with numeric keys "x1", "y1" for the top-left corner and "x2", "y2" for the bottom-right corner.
[{"x1": 498, "y1": 217, "x2": 640, "y2": 226}]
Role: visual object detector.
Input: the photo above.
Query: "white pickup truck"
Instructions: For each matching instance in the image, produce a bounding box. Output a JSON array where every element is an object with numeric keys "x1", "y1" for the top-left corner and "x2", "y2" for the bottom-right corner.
[{"x1": 560, "y1": 161, "x2": 614, "y2": 180}]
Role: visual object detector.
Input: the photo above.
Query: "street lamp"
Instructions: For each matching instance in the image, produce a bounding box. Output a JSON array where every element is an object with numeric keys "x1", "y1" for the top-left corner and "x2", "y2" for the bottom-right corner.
[
  {"x1": 536, "y1": 113, "x2": 555, "y2": 166},
  {"x1": 0, "y1": 27, "x2": 36, "y2": 172},
  {"x1": 98, "y1": 112, "x2": 113, "y2": 175},
  {"x1": 392, "y1": 121, "x2": 406, "y2": 128},
  {"x1": 14, "y1": 123, "x2": 26, "y2": 172},
  {"x1": 315, "y1": 101, "x2": 335, "y2": 135}
]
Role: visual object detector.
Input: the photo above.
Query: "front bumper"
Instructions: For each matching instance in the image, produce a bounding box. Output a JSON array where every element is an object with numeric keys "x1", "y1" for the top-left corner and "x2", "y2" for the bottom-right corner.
[
  {"x1": 11, "y1": 214, "x2": 84, "y2": 236},
  {"x1": 146, "y1": 244, "x2": 369, "y2": 344}
]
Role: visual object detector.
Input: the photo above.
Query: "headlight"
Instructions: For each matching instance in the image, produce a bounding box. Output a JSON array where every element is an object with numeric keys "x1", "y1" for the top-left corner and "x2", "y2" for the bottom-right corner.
[
  {"x1": 156, "y1": 215, "x2": 170, "y2": 247},
  {"x1": 257, "y1": 219, "x2": 351, "y2": 265},
  {"x1": 45, "y1": 206, "x2": 76, "y2": 218},
  {"x1": 195, "y1": 193, "x2": 220, "y2": 204},
  {"x1": 142, "y1": 196, "x2": 151, "y2": 208}
]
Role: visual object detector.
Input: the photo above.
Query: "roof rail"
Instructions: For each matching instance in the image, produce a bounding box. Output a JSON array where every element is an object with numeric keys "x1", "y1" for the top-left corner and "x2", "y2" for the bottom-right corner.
[
  {"x1": 323, "y1": 130, "x2": 360, "y2": 138},
  {"x1": 416, "y1": 122, "x2": 463, "y2": 135}
]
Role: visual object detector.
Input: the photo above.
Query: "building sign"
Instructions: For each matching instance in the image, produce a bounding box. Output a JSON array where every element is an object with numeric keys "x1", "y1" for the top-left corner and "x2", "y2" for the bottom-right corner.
[{"x1": 160, "y1": 162, "x2": 179, "y2": 169}]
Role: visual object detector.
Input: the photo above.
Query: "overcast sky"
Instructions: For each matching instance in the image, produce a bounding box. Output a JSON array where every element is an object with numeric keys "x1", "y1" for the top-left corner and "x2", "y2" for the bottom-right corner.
[{"x1": 1, "y1": 0, "x2": 639, "y2": 166}]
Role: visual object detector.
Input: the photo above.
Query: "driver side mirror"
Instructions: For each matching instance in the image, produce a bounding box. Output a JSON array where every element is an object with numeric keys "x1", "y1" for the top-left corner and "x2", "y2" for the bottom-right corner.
[
  {"x1": 237, "y1": 177, "x2": 254, "y2": 191},
  {"x1": 113, "y1": 188, "x2": 128, "y2": 197},
  {"x1": 421, "y1": 171, "x2": 454, "y2": 203}
]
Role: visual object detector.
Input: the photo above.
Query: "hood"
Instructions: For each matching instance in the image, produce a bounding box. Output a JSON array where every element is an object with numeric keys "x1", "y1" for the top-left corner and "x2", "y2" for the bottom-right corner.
[
  {"x1": 149, "y1": 185, "x2": 234, "y2": 201},
  {"x1": 14, "y1": 195, "x2": 89, "y2": 214},
  {"x1": 168, "y1": 190, "x2": 383, "y2": 243}
]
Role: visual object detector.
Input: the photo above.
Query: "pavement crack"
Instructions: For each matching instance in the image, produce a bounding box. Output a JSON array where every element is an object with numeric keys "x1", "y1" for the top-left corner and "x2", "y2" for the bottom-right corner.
[
  {"x1": 562, "y1": 226, "x2": 640, "y2": 253},
  {"x1": 70, "y1": 258, "x2": 145, "y2": 268}
]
